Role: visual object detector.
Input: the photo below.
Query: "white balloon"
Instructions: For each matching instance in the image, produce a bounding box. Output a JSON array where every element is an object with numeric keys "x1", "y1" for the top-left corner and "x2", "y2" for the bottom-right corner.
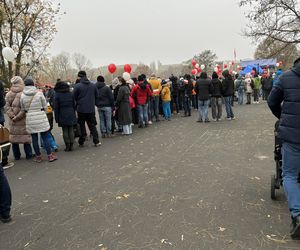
[
  {"x1": 2, "y1": 47, "x2": 16, "y2": 62},
  {"x1": 276, "y1": 63, "x2": 280, "y2": 67},
  {"x1": 123, "y1": 72, "x2": 131, "y2": 81},
  {"x1": 214, "y1": 67, "x2": 218, "y2": 72},
  {"x1": 195, "y1": 63, "x2": 199, "y2": 69},
  {"x1": 200, "y1": 64, "x2": 205, "y2": 70}
]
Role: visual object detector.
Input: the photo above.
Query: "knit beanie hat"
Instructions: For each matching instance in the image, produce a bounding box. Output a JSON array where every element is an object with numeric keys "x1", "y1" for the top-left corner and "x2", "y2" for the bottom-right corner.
[
  {"x1": 212, "y1": 72, "x2": 219, "y2": 79},
  {"x1": 24, "y1": 78, "x2": 34, "y2": 86},
  {"x1": 77, "y1": 70, "x2": 87, "y2": 78},
  {"x1": 97, "y1": 75, "x2": 105, "y2": 82},
  {"x1": 11, "y1": 76, "x2": 24, "y2": 85}
]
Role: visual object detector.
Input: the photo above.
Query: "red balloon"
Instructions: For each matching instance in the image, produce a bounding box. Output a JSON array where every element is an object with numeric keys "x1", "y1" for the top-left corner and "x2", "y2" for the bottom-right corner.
[
  {"x1": 124, "y1": 64, "x2": 132, "y2": 73},
  {"x1": 216, "y1": 64, "x2": 221, "y2": 69},
  {"x1": 197, "y1": 68, "x2": 201, "y2": 73},
  {"x1": 191, "y1": 69, "x2": 197, "y2": 75},
  {"x1": 108, "y1": 64, "x2": 117, "y2": 74},
  {"x1": 192, "y1": 59, "x2": 197, "y2": 67},
  {"x1": 224, "y1": 64, "x2": 228, "y2": 69},
  {"x1": 229, "y1": 70, "x2": 233, "y2": 75}
]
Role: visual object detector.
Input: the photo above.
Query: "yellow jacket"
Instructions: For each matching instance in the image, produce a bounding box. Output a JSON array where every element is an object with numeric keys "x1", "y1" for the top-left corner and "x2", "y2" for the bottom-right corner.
[
  {"x1": 148, "y1": 77, "x2": 162, "y2": 96},
  {"x1": 161, "y1": 85, "x2": 171, "y2": 102}
]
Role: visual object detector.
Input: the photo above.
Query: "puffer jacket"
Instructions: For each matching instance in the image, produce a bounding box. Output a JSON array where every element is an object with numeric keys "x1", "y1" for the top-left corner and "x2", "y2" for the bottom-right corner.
[
  {"x1": 268, "y1": 61, "x2": 300, "y2": 144},
  {"x1": 245, "y1": 76, "x2": 253, "y2": 93},
  {"x1": 5, "y1": 82, "x2": 31, "y2": 143},
  {"x1": 20, "y1": 86, "x2": 50, "y2": 134}
]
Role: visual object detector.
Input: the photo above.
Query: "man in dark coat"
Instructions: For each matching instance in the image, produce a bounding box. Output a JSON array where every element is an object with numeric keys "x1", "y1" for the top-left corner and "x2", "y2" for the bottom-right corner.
[
  {"x1": 268, "y1": 57, "x2": 300, "y2": 239},
  {"x1": 222, "y1": 70, "x2": 235, "y2": 120},
  {"x1": 95, "y1": 76, "x2": 114, "y2": 138},
  {"x1": 211, "y1": 72, "x2": 223, "y2": 121},
  {"x1": 73, "y1": 71, "x2": 100, "y2": 147}
]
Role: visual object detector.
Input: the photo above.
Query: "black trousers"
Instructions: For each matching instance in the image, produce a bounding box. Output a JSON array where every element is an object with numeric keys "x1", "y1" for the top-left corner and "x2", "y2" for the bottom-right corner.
[
  {"x1": 77, "y1": 112, "x2": 99, "y2": 145},
  {"x1": 0, "y1": 163, "x2": 11, "y2": 218}
]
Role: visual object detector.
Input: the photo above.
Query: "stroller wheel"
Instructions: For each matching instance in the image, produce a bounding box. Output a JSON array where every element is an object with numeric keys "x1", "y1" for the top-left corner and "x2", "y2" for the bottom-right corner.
[{"x1": 271, "y1": 174, "x2": 276, "y2": 200}]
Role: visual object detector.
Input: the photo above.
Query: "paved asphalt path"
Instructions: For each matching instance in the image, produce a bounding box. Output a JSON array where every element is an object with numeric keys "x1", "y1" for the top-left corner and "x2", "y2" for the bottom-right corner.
[{"x1": 0, "y1": 102, "x2": 299, "y2": 250}]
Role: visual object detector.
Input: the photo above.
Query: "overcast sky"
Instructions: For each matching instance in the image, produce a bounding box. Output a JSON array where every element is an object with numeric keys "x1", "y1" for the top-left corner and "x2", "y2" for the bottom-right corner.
[{"x1": 49, "y1": 0, "x2": 255, "y2": 67}]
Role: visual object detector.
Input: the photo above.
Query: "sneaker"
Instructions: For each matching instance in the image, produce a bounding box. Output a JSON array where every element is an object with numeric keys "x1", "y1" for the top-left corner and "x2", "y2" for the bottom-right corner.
[
  {"x1": 148, "y1": 121, "x2": 152, "y2": 125},
  {"x1": 3, "y1": 162, "x2": 14, "y2": 170},
  {"x1": 94, "y1": 142, "x2": 102, "y2": 147},
  {"x1": 34, "y1": 155, "x2": 42, "y2": 163},
  {"x1": 231, "y1": 117, "x2": 236, "y2": 120},
  {"x1": 227, "y1": 117, "x2": 232, "y2": 121},
  {"x1": 212, "y1": 118, "x2": 217, "y2": 122},
  {"x1": 205, "y1": 120, "x2": 210, "y2": 123},
  {"x1": 0, "y1": 214, "x2": 12, "y2": 223},
  {"x1": 291, "y1": 216, "x2": 300, "y2": 239},
  {"x1": 48, "y1": 153, "x2": 57, "y2": 162}
]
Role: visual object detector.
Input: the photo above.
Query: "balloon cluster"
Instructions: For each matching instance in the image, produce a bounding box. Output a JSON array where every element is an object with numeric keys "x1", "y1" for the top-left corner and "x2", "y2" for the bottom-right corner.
[
  {"x1": 107, "y1": 63, "x2": 133, "y2": 82},
  {"x1": 191, "y1": 59, "x2": 205, "y2": 75}
]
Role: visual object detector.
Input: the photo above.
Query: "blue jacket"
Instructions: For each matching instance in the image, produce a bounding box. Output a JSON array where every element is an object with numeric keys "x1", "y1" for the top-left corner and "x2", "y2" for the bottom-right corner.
[
  {"x1": 73, "y1": 77, "x2": 98, "y2": 113},
  {"x1": 268, "y1": 62, "x2": 300, "y2": 144},
  {"x1": 54, "y1": 82, "x2": 77, "y2": 127}
]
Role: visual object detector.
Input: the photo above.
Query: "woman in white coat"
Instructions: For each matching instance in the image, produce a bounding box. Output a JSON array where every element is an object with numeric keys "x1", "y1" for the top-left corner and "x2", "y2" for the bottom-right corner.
[{"x1": 20, "y1": 79, "x2": 57, "y2": 162}]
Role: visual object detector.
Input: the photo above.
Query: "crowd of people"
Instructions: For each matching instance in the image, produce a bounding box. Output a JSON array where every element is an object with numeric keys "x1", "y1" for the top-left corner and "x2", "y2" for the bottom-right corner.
[{"x1": 0, "y1": 68, "x2": 282, "y2": 165}]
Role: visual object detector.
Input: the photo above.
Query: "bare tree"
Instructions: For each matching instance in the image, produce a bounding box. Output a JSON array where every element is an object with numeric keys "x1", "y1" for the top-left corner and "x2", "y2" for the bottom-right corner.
[
  {"x1": 0, "y1": 0, "x2": 61, "y2": 85},
  {"x1": 72, "y1": 53, "x2": 92, "y2": 71},
  {"x1": 254, "y1": 38, "x2": 299, "y2": 69},
  {"x1": 240, "y1": 0, "x2": 300, "y2": 44}
]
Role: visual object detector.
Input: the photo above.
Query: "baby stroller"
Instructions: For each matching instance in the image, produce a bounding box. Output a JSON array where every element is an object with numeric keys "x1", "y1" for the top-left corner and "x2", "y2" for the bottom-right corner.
[{"x1": 271, "y1": 121, "x2": 282, "y2": 200}]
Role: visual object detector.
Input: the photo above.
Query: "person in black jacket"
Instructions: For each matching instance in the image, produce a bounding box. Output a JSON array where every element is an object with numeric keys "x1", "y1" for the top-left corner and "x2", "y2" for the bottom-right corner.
[
  {"x1": 261, "y1": 74, "x2": 273, "y2": 100},
  {"x1": 195, "y1": 72, "x2": 212, "y2": 122},
  {"x1": 210, "y1": 72, "x2": 223, "y2": 121},
  {"x1": 222, "y1": 70, "x2": 235, "y2": 120},
  {"x1": 182, "y1": 74, "x2": 193, "y2": 117},
  {"x1": 268, "y1": 58, "x2": 300, "y2": 239},
  {"x1": 73, "y1": 71, "x2": 100, "y2": 147},
  {"x1": 170, "y1": 75, "x2": 180, "y2": 114},
  {"x1": 54, "y1": 81, "x2": 77, "y2": 151},
  {"x1": 96, "y1": 76, "x2": 114, "y2": 138}
]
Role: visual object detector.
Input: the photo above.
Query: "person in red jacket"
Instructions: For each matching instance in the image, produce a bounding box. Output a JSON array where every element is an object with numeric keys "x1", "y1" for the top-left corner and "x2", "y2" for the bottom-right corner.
[{"x1": 131, "y1": 75, "x2": 153, "y2": 128}]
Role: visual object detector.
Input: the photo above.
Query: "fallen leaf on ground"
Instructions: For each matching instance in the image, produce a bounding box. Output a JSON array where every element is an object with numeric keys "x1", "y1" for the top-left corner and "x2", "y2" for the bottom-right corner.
[
  {"x1": 123, "y1": 193, "x2": 130, "y2": 198},
  {"x1": 116, "y1": 196, "x2": 122, "y2": 200},
  {"x1": 255, "y1": 176, "x2": 261, "y2": 180},
  {"x1": 42, "y1": 200, "x2": 49, "y2": 203},
  {"x1": 219, "y1": 227, "x2": 226, "y2": 232},
  {"x1": 266, "y1": 235, "x2": 287, "y2": 244}
]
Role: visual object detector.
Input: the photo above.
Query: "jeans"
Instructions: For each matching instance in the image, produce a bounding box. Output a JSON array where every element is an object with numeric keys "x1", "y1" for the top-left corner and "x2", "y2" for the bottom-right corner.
[
  {"x1": 0, "y1": 163, "x2": 11, "y2": 218},
  {"x1": 224, "y1": 96, "x2": 234, "y2": 118},
  {"x1": 98, "y1": 107, "x2": 112, "y2": 134},
  {"x1": 253, "y1": 89, "x2": 259, "y2": 102},
  {"x1": 198, "y1": 100, "x2": 210, "y2": 121},
  {"x1": 151, "y1": 96, "x2": 160, "y2": 121},
  {"x1": 238, "y1": 90, "x2": 244, "y2": 105},
  {"x1": 263, "y1": 90, "x2": 271, "y2": 100},
  {"x1": 192, "y1": 95, "x2": 198, "y2": 109},
  {"x1": 32, "y1": 132, "x2": 51, "y2": 156},
  {"x1": 183, "y1": 96, "x2": 191, "y2": 115},
  {"x1": 211, "y1": 97, "x2": 222, "y2": 120},
  {"x1": 282, "y1": 143, "x2": 300, "y2": 218},
  {"x1": 41, "y1": 132, "x2": 58, "y2": 150},
  {"x1": 62, "y1": 126, "x2": 75, "y2": 144},
  {"x1": 137, "y1": 104, "x2": 149, "y2": 125},
  {"x1": 77, "y1": 112, "x2": 99, "y2": 145},
  {"x1": 12, "y1": 143, "x2": 33, "y2": 160},
  {"x1": 162, "y1": 101, "x2": 171, "y2": 119}
]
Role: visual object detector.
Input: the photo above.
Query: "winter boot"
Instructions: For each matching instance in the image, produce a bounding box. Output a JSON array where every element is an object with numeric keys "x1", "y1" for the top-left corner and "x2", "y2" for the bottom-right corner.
[
  {"x1": 69, "y1": 143, "x2": 74, "y2": 151},
  {"x1": 64, "y1": 143, "x2": 70, "y2": 152},
  {"x1": 48, "y1": 153, "x2": 57, "y2": 162}
]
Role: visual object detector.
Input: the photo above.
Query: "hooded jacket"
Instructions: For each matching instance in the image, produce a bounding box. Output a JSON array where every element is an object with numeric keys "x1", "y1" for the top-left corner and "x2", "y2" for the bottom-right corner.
[
  {"x1": 54, "y1": 82, "x2": 77, "y2": 127},
  {"x1": 195, "y1": 78, "x2": 212, "y2": 100},
  {"x1": 20, "y1": 86, "x2": 50, "y2": 134},
  {"x1": 268, "y1": 61, "x2": 300, "y2": 143},
  {"x1": 5, "y1": 80, "x2": 31, "y2": 143},
  {"x1": 211, "y1": 78, "x2": 223, "y2": 97},
  {"x1": 73, "y1": 77, "x2": 99, "y2": 113},
  {"x1": 131, "y1": 81, "x2": 152, "y2": 105},
  {"x1": 95, "y1": 81, "x2": 114, "y2": 108},
  {"x1": 222, "y1": 74, "x2": 234, "y2": 97}
]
